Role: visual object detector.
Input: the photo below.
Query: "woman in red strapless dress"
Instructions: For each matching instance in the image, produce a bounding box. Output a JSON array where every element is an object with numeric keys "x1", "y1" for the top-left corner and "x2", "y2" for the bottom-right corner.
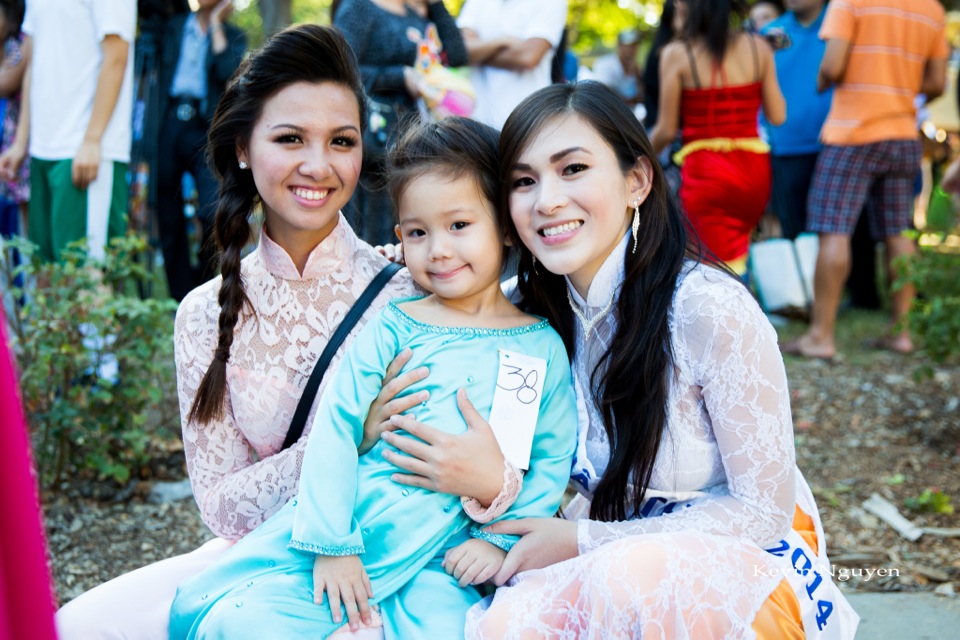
[{"x1": 651, "y1": 0, "x2": 786, "y2": 275}]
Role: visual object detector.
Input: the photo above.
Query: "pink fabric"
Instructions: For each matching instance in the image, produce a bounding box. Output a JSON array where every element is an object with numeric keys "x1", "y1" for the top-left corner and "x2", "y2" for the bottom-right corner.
[
  {"x1": 175, "y1": 219, "x2": 519, "y2": 540},
  {"x1": 0, "y1": 311, "x2": 57, "y2": 640},
  {"x1": 174, "y1": 219, "x2": 420, "y2": 540}
]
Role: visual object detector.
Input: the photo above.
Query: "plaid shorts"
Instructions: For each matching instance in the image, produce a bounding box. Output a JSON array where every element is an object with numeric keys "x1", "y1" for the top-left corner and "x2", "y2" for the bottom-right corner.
[{"x1": 807, "y1": 139, "x2": 921, "y2": 239}]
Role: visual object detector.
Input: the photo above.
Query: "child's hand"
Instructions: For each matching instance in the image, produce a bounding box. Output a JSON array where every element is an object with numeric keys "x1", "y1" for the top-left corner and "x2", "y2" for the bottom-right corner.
[
  {"x1": 441, "y1": 539, "x2": 506, "y2": 587},
  {"x1": 374, "y1": 242, "x2": 404, "y2": 264},
  {"x1": 313, "y1": 555, "x2": 374, "y2": 632}
]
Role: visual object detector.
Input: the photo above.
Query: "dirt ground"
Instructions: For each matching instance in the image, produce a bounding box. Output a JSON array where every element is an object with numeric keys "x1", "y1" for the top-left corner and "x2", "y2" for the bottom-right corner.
[{"x1": 43, "y1": 309, "x2": 960, "y2": 606}]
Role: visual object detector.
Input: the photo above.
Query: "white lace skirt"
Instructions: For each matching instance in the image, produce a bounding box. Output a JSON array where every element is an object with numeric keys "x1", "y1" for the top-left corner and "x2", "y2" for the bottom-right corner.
[{"x1": 465, "y1": 482, "x2": 859, "y2": 640}]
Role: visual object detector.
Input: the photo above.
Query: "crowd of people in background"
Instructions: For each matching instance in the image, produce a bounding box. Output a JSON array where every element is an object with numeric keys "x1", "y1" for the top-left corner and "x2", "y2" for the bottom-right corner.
[{"x1": 0, "y1": 0, "x2": 950, "y2": 352}]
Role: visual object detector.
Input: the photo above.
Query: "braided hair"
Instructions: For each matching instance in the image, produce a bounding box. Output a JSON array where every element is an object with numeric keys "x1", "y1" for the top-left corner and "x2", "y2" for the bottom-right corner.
[{"x1": 188, "y1": 24, "x2": 367, "y2": 425}]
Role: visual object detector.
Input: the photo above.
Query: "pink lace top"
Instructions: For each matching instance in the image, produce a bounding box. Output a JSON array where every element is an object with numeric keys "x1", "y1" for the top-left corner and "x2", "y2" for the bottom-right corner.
[{"x1": 174, "y1": 216, "x2": 519, "y2": 540}]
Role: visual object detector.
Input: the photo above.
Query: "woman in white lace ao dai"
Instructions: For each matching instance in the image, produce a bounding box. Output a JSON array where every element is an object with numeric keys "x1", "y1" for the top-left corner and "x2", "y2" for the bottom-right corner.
[{"x1": 382, "y1": 82, "x2": 860, "y2": 638}]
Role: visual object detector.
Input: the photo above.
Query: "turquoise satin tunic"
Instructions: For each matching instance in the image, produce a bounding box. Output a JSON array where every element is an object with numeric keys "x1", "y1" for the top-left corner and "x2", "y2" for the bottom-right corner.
[{"x1": 170, "y1": 298, "x2": 577, "y2": 639}]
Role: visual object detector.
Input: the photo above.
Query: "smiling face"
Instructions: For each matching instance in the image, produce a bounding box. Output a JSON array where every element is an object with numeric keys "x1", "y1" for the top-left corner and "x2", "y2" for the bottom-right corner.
[
  {"x1": 237, "y1": 81, "x2": 362, "y2": 252},
  {"x1": 507, "y1": 114, "x2": 652, "y2": 296},
  {"x1": 397, "y1": 171, "x2": 505, "y2": 307}
]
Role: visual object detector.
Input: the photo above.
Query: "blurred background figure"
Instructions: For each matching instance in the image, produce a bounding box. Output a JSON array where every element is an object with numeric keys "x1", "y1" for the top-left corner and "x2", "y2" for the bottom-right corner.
[
  {"x1": 0, "y1": 0, "x2": 28, "y2": 246},
  {"x1": 748, "y1": 0, "x2": 784, "y2": 32},
  {"x1": 650, "y1": 0, "x2": 785, "y2": 277},
  {"x1": 782, "y1": 0, "x2": 948, "y2": 360},
  {"x1": 156, "y1": 0, "x2": 245, "y2": 302},
  {"x1": 457, "y1": 0, "x2": 568, "y2": 129},
  {"x1": 642, "y1": 0, "x2": 682, "y2": 195},
  {"x1": 550, "y1": 26, "x2": 578, "y2": 84},
  {"x1": 334, "y1": 0, "x2": 466, "y2": 246},
  {"x1": 760, "y1": 0, "x2": 831, "y2": 242},
  {"x1": 591, "y1": 28, "x2": 644, "y2": 118},
  {"x1": 0, "y1": 0, "x2": 137, "y2": 263},
  {"x1": 642, "y1": 0, "x2": 679, "y2": 131}
]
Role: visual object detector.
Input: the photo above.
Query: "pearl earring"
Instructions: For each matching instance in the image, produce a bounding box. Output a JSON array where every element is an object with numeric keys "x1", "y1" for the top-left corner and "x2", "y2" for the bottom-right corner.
[
  {"x1": 238, "y1": 161, "x2": 249, "y2": 170},
  {"x1": 631, "y1": 201, "x2": 640, "y2": 254}
]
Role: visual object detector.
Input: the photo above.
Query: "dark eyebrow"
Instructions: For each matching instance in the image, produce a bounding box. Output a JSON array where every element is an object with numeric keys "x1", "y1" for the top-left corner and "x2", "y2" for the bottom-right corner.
[
  {"x1": 268, "y1": 124, "x2": 360, "y2": 134},
  {"x1": 400, "y1": 207, "x2": 476, "y2": 226},
  {"x1": 513, "y1": 146, "x2": 590, "y2": 171},
  {"x1": 549, "y1": 146, "x2": 589, "y2": 163}
]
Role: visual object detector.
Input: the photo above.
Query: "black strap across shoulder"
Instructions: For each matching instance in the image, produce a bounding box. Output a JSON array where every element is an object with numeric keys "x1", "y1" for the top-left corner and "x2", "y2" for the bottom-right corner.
[
  {"x1": 684, "y1": 41, "x2": 701, "y2": 89},
  {"x1": 280, "y1": 261, "x2": 403, "y2": 451}
]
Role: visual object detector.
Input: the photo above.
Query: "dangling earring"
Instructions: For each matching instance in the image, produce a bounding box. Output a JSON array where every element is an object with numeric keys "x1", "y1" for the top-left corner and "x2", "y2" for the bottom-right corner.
[
  {"x1": 532, "y1": 255, "x2": 539, "y2": 276},
  {"x1": 238, "y1": 161, "x2": 249, "y2": 170},
  {"x1": 631, "y1": 200, "x2": 640, "y2": 254}
]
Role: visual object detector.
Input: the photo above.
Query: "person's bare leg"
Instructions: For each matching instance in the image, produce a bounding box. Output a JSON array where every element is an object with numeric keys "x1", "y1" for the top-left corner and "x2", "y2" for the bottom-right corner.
[
  {"x1": 782, "y1": 233, "x2": 851, "y2": 359},
  {"x1": 882, "y1": 233, "x2": 915, "y2": 353}
]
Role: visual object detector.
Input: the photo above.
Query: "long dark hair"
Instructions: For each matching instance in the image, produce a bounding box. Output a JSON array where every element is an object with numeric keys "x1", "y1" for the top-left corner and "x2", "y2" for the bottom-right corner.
[
  {"x1": 643, "y1": 0, "x2": 678, "y2": 127},
  {"x1": 650, "y1": 0, "x2": 678, "y2": 55},
  {"x1": 499, "y1": 81, "x2": 692, "y2": 522},
  {"x1": 684, "y1": 0, "x2": 749, "y2": 62},
  {"x1": 189, "y1": 24, "x2": 367, "y2": 425}
]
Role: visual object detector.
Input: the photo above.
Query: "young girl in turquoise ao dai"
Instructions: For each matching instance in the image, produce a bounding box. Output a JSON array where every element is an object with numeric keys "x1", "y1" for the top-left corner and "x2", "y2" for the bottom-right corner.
[{"x1": 169, "y1": 116, "x2": 577, "y2": 639}]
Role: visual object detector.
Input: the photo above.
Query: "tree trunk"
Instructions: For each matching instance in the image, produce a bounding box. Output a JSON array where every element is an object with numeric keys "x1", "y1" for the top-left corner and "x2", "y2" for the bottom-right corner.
[{"x1": 259, "y1": 0, "x2": 293, "y2": 37}]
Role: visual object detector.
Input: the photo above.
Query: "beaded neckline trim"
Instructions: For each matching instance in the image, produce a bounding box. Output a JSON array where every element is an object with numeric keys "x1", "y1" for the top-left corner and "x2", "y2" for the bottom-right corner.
[{"x1": 388, "y1": 298, "x2": 549, "y2": 336}]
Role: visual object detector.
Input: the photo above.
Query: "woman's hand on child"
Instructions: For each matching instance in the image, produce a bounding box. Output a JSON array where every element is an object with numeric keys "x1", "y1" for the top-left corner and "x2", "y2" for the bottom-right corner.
[
  {"x1": 483, "y1": 517, "x2": 579, "y2": 585},
  {"x1": 442, "y1": 539, "x2": 507, "y2": 587},
  {"x1": 312, "y1": 555, "x2": 374, "y2": 632},
  {"x1": 381, "y1": 388, "x2": 506, "y2": 504},
  {"x1": 360, "y1": 348, "x2": 430, "y2": 455}
]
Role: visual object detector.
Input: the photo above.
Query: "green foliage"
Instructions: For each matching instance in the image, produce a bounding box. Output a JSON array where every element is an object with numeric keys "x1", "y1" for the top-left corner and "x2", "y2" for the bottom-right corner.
[
  {"x1": 233, "y1": 0, "x2": 266, "y2": 48},
  {"x1": 2, "y1": 235, "x2": 179, "y2": 489},
  {"x1": 904, "y1": 488, "x2": 955, "y2": 515},
  {"x1": 235, "y1": 0, "x2": 335, "y2": 48},
  {"x1": 292, "y1": 0, "x2": 334, "y2": 25},
  {"x1": 895, "y1": 234, "x2": 960, "y2": 367},
  {"x1": 885, "y1": 473, "x2": 906, "y2": 486},
  {"x1": 568, "y1": 0, "x2": 654, "y2": 57}
]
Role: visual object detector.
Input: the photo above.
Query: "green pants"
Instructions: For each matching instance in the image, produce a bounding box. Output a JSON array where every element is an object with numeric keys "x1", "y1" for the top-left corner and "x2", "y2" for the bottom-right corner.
[{"x1": 28, "y1": 157, "x2": 127, "y2": 262}]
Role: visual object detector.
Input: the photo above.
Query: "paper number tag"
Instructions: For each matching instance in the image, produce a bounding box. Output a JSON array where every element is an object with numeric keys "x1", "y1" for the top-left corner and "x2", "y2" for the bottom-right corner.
[{"x1": 487, "y1": 350, "x2": 546, "y2": 471}]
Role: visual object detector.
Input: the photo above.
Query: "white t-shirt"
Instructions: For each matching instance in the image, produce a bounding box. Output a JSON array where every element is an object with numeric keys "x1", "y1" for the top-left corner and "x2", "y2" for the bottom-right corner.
[
  {"x1": 458, "y1": 0, "x2": 567, "y2": 129},
  {"x1": 23, "y1": 0, "x2": 136, "y2": 162}
]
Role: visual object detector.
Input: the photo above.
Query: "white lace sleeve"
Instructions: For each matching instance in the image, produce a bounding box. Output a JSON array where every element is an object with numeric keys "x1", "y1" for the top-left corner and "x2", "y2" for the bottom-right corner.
[
  {"x1": 579, "y1": 273, "x2": 796, "y2": 554},
  {"x1": 174, "y1": 297, "x2": 304, "y2": 541}
]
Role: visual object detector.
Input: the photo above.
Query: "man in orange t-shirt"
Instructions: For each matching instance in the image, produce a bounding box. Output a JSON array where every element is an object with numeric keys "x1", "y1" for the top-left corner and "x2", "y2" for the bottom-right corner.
[{"x1": 782, "y1": 0, "x2": 948, "y2": 360}]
